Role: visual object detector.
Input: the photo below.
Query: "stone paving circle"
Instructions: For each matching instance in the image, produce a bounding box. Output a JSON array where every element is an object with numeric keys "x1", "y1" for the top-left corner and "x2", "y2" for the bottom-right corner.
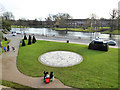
[{"x1": 38, "y1": 51, "x2": 83, "y2": 67}]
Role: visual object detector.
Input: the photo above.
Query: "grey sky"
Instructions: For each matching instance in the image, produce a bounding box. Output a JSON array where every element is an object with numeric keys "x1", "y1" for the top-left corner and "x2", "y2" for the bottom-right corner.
[{"x1": 0, "y1": 0, "x2": 119, "y2": 20}]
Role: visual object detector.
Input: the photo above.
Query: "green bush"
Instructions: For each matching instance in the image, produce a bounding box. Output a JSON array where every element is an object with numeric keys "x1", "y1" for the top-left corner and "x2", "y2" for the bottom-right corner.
[
  {"x1": 24, "y1": 35, "x2": 27, "y2": 40},
  {"x1": 88, "y1": 41, "x2": 109, "y2": 51},
  {"x1": 32, "y1": 36, "x2": 36, "y2": 43},
  {"x1": 22, "y1": 39, "x2": 26, "y2": 46},
  {"x1": 4, "y1": 37, "x2": 7, "y2": 41},
  {"x1": 28, "y1": 35, "x2": 31, "y2": 45}
]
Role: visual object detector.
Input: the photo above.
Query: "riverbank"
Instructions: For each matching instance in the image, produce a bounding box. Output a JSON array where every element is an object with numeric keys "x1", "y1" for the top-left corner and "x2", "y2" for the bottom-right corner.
[
  {"x1": 101, "y1": 30, "x2": 120, "y2": 35},
  {"x1": 51, "y1": 28, "x2": 120, "y2": 35}
]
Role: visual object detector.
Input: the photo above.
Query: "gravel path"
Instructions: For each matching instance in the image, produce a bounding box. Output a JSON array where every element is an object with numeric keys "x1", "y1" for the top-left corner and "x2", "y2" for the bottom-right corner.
[
  {"x1": 39, "y1": 51, "x2": 83, "y2": 67},
  {"x1": 1, "y1": 36, "x2": 72, "y2": 88}
]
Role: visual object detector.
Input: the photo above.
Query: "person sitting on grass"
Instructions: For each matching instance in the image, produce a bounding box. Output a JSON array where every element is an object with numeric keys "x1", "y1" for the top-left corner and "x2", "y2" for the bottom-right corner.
[
  {"x1": 45, "y1": 72, "x2": 50, "y2": 83},
  {"x1": 45, "y1": 72, "x2": 49, "y2": 79},
  {"x1": 50, "y1": 72, "x2": 54, "y2": 81}
]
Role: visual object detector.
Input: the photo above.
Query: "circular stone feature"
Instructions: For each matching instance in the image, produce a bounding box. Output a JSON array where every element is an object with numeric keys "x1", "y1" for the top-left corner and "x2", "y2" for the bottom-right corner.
[{"x1": 39, "y1": 51, "x2": 83, "y2": 67}]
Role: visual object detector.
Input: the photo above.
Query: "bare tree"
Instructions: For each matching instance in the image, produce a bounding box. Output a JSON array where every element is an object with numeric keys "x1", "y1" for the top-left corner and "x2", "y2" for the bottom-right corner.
[
  {"x1": 54, "y1": 13, "x2": 72, "y2": 28},
  {"x1": 45, "y1": 13, "x2": 72, "y2": 28},
  {"x1": 2, "y1": 12, "x2": 14, "y2": 20},
  {"x1": 90, "y1": 13, "x2": 97, "y2": 31},
  {"x1": 110, "y1": 9, "x2": 117, "y2": 31}
]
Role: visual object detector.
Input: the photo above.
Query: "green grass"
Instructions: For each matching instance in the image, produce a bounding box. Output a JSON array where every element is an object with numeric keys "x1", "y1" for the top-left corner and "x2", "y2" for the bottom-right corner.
[
  {"x1": 11, "y1": 25, "x2": 25, "y2": 28},
  {"x1": 101, "y1": 30, "x2": 120, "y2": 35},
  {"x1": 17, "y1": 40, "x2": 118, "y2": 88},
  {"x1": 52, "y1": 28, "x2": 90, "y2": 32},
  {"x1": 1, "y1": 80, "x2": 36, "y2": 89},
  {"x1": 52, "y1": 27, "x2": 111, "y2": 32},
  {"x1": 99, "y1": 27, "x2": 110, "y2": 29},
  {"x1": 0, "y1": 40, "x2": 10, "y2": 54}
]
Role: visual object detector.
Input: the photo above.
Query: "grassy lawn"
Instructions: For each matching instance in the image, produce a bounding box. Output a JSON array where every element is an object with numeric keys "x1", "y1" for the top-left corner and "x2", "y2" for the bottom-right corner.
[
  {"x1": 1, "y1": 80, "x2": 36, "y2": 89},
  {"x1": 17, "y1": 40, "x2": 118, "y2": 88},
  {"x1": 101, "y1": 30, "x2": 120, "y2": 35},
  {"x1": 0, "y1": 39, "x2": 10, "y2": 54}
]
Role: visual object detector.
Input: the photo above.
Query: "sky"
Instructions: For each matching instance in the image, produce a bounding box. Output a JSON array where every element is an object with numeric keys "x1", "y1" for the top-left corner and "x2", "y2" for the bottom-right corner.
[{"x1": 0, "y1": 0, "x2": 119, "y2": 20}]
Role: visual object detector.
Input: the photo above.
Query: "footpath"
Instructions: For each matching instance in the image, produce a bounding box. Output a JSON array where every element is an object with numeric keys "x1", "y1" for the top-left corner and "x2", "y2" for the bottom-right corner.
[{"x1": 1, "y1": 36, "x2": 72, "y2": 88}]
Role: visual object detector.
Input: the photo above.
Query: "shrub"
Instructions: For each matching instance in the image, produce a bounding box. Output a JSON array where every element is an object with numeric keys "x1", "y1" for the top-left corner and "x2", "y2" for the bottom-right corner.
[
  {"x1": 32, "y1": 36, "x2": 36, "y2": 43},
  {"x1": 24, "y1": 35, "x2": 27, "y2": 40},
  {"x1": 66, "y1": 40, "x2": 69, "y2": 43},
  {"x1": 28, "y1": 35, "x2": 31, "y2": 45},
  {"x1": 4, "y1": 37, "x2": 7, "y2": 41},
  {"x1": 22, "y1": 39, "x2": 25, "y2": 46},
  {"x1": 88, "y1": 40, "x2": 109, "y2": 51},
  {"x1": 0, "y1": 41, "x2": 1, "y2": 48}
]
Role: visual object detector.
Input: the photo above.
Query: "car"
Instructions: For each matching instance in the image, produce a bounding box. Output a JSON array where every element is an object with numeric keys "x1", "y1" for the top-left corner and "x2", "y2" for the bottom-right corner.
[
  {"x1": 16, "y1": 31, "x2": 21, "y2": 34},
  {"x1": 12, "y1": 32, "x2": 17, "y2": 36},
  {"x1": 108, "y1": 40, "x2": 117, "y2": 46},
  {"x1": 88, "y1": 39, "x2": 109, "y2": 51}
]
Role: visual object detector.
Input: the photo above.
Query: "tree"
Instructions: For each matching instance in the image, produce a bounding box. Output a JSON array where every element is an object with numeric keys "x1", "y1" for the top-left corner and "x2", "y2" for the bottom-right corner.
[
  {"x1": 90, "y1": 13, "x2": 97, "y2": 31},
  {"x1": 22, "y1": 39, "x2": 26, "y2": 46},
  {"x1": 24, "y1": 35, "x2": 27, "y2": 40},
  {"x1": 2, "y1": 12, "x2": 14, "y2": 20},
  {"x1": 109, "y1": 9, "x2": 117, "y2": 37},
  {"x1": 28, "y1": 35, "x2": 31, "y2": 45},
  {"x1": 32, "y1": 35, "x2": 36, "y2": 43},
  {"x1": 110, "y1": 9, "x2": 117, "y2": 31},
  {"x1": 4, "y1": 37, "x2": 7, "y2": 41},
  {"x1": 45, "y1": 13, "x2": 72, "y2": 28},
  {"x1": 54, "y1": 13, "x2": 72, "y2": 28},
  {"x1": 2, "y1": 20, "x2": 11, "y2": 31}
]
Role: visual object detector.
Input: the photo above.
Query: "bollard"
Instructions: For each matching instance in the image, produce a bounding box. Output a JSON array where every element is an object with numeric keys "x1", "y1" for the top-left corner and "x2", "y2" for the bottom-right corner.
[{"x1": 66, "y1": 40, "x2": 69, "y2": 43}]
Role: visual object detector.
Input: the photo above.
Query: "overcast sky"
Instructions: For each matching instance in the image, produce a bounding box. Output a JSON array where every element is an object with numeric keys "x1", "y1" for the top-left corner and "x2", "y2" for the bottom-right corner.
[{"x1": 0, "y1": 0, "x2": 119, "y2": 20}]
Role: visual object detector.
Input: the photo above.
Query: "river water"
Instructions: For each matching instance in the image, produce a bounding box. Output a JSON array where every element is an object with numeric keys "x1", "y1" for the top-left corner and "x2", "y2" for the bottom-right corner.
[{"x1": 11, "y1": 28, "x2": 119, "y2": 41}]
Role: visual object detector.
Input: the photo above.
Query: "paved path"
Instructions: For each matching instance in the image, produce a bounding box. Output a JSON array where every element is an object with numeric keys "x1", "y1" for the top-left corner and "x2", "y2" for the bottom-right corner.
[{"x1": 1, "y1": 36, "x2": 72, "y2": 88}]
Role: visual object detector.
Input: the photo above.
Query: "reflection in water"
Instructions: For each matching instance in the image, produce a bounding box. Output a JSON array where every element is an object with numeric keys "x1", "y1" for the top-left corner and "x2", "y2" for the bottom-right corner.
[
  {"x1": 57, "y1": 30, "x2": 68, "y2": 36},
  {"x1": 11, "y1": 28, "x2": 119, "y2": 40}
]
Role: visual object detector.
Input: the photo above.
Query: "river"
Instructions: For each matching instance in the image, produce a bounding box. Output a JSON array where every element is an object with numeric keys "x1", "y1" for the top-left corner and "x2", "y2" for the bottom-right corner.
[{"x1": 11, "y1": 28, "x2": 119, "y2": 41}]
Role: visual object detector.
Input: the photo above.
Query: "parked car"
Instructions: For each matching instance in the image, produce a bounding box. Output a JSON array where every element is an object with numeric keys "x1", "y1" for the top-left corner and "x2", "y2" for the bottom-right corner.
[
  {"x1": 88, "y1": 39, "x2": 109, "y2": 51},
  {"x1": 16, "y1": 31, "x2": 21, "y2": 34},
  {"x1": 12, "y1": 32, "x2": 17, "y2": 36},
  {"x1": 107, "y1": 40, "x2": 117, "y2": 46}
]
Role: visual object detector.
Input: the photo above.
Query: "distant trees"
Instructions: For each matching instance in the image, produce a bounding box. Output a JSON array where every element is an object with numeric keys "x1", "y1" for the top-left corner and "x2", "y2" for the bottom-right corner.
[
  {"x1": 54, "y1": 13, "x2": 72, "y2": 28},
  {"x1": 109, "y1": 9, "x2": 117, "y2": 31},
  {"x1": 90, "y1": 13, "x2": 97, "y2": 31},
  {"x1": 2, "y1": 12, "x2": 14, "y2": 20},
  {"x1": 2, "y1": 20, "x2": 11, "y2": 31},
  {"x1": 45, "y1": 13, "x2": 72, "y2": 28},
  {"x1": 1, "y1": 11, "x2": 14, "y2": 33}
]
